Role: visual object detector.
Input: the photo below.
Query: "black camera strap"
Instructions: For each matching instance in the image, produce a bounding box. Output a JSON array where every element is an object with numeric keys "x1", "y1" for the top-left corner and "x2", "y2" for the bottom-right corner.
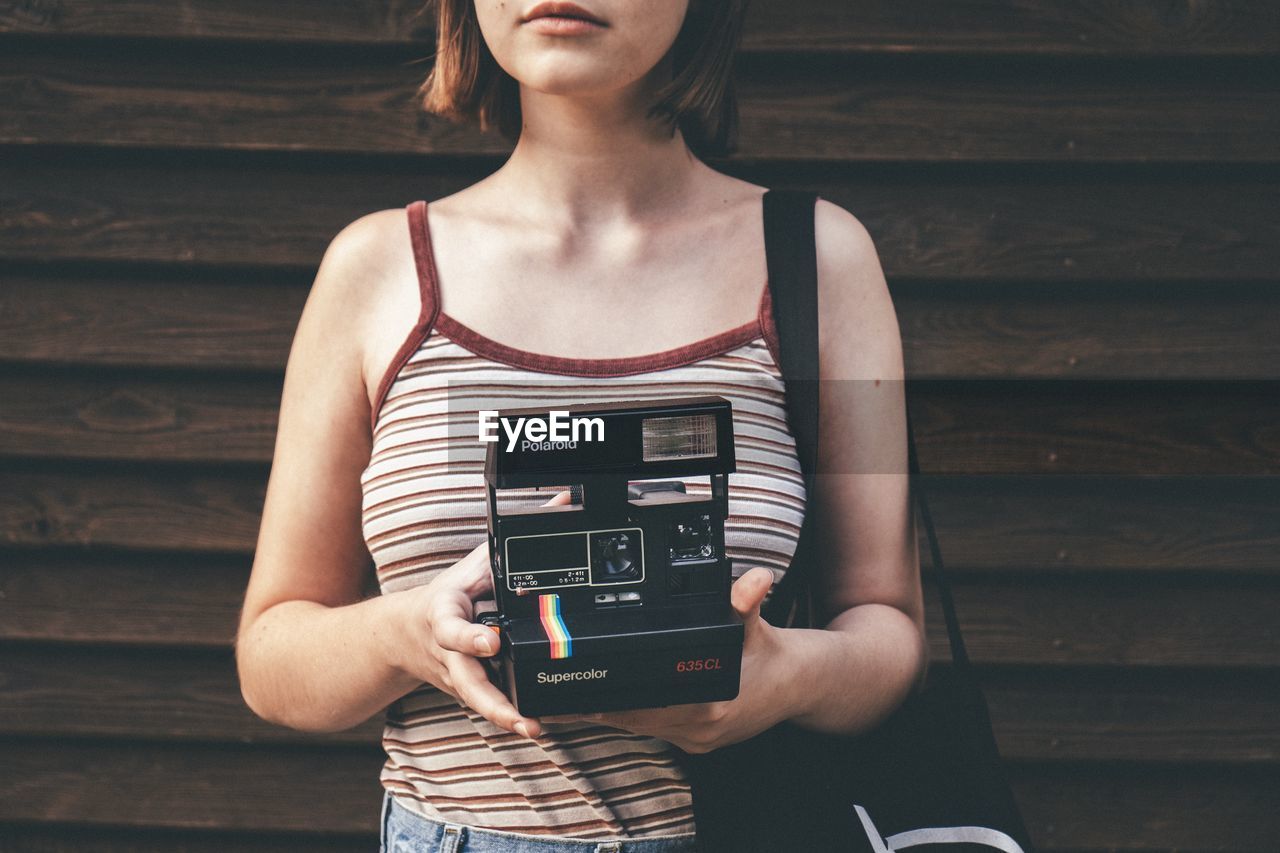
[{"x1": 760, "y1": 188, "x2": 970, "y2": 671}]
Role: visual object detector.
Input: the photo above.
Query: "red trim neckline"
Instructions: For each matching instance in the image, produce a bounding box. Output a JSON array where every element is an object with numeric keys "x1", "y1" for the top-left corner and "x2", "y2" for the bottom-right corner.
[
  {"x1": 433, "y1": 307, "x2": 765, "y2": 378},
  {"x1": 416, "y1": 199, "x2": 781, "y2": 378},
  {"x1": 371, "y1": 198, "x2": 786, "y2": 431}
]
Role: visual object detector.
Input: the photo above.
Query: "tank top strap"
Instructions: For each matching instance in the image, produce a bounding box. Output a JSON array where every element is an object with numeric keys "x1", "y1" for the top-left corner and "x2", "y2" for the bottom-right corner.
[
  {"x1": 407, "y1": 199, "x2": 442, "y2": 330},
  {"x1": 368, "y1": 200, "x2": 443, "y2": 433}
]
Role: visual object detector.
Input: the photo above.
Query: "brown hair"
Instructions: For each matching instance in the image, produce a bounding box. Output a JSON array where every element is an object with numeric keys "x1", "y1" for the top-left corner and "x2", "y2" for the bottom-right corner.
[{"x1": 416, "y1": 0, "x2": 748, "y2": 157}]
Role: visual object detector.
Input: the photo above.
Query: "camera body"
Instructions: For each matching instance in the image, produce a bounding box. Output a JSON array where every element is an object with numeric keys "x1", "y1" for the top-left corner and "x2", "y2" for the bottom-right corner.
[{"x1": 479, "y1": 396, "x2": 743, "y2": 717}]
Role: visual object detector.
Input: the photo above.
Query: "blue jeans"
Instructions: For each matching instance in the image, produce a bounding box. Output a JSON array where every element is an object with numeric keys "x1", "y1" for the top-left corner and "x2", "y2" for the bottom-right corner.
[{"x1": 380, "y1": 790, "x2": 700, "y2": 853}]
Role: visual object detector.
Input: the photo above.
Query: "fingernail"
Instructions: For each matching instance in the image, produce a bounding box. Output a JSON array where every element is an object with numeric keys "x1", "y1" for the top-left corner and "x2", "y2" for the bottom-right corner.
[
  {"x1": 514, "y1": 721, "x2": 532, "y2": 738},
  {"x1": 474, "y1": 634, "x2": 493, "y2": 654}
]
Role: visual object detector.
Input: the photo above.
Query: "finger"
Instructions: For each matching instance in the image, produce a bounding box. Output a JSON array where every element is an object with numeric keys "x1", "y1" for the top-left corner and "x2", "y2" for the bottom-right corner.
[
  {"x1": 541, "y1": 489, "x2": 573, "y2": 507},
  {"x1": 434, "y1": 607, "x2": 502, "y2": 656},
  {"x1": 444, "y1": 651, "x2": 542, "y2": 738},
  {"x1": 451, "y1": 544, "x2": 495, "y2": 598},
  {"x1": 731, "y1": 566, "x2": 774, "y2": 622},
  {"x1": 467, "y1": 561, "x2": 495, "y2": 599}
]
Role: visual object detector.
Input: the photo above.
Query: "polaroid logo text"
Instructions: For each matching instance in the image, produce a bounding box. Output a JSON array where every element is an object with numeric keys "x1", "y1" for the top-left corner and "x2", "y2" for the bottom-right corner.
[
  {"x1": 479, "y1": 411, "x2": 605, "y2": 452},
  {"x1": 537, "y1": 668, "x2": 609, "y2": 686},
  {"x1": 522, "y1": 439, "x2": 577, "y2": 452}
]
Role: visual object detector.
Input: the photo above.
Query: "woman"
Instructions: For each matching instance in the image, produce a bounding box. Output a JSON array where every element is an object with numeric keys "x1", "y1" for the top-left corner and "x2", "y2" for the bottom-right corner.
[{"x1": 235, "y1": 1, "x2": 926, "y2": 850}]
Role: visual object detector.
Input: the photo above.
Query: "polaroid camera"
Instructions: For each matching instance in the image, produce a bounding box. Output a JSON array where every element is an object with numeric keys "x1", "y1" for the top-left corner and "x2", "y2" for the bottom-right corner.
[{"x1": 477, "y1": 396, "x2": 743, "y2": 716}]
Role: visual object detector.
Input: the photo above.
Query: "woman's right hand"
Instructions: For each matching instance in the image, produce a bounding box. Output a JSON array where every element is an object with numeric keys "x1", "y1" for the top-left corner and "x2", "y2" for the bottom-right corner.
[{"x1": 383, "y1": 491, "x2": 571, "y2": 739}]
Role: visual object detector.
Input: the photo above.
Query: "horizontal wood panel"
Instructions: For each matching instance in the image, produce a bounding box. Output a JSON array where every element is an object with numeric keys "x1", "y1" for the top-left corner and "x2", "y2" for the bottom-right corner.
[
  {"x1": 1014, "y1": 763, "x2": 1280, "y2": 849},
  {"x1": 3, "y1": 473, "x2": 1275, "y2": 569},
  {"x1": 923, "y1": 577, "x2": 1280, "y2": 667},
  {"x1": 2, "y1": 646, "x2": 1275, "y2": 763},
  {"x1": 2, "y1": 554, "x2": 1276, "y2": 666},
  {"x1": 3, "y1": 274, "x2": 1280, "y2": 380},
  {"x1": 4, "y1": 44, "x2": 1278, "y2": 163},
  {"x1": 2, "y1": 739, "x2": 1277, "y2": 847},
  {"x1": 0, "y1": 272, "x2": 308, "y2": 371},
  {"x1": 0, "y1": 370, "x2": 280, "y2": 465},
  {"x1": 907, "y1": 380, "x2": 1280, "y2": 475},
  {"x1": 0, "y1": 825, "x2": 366, "y2": 853},
  {"x1": 3, "y1": 156, "x2": 1277, "y2": 282},
  {"x1": 0, "y1": 739, "x2": 387, "y2": 833},
  {"x1": 0, "y1": 471, "x2": 268, "y2": 555},
  {"x1": 1, "y1": 371, "x2": 1275, "y2": 474},
  {"x1": 0, "y1": 645, "x2": 372, "y2": 746},
  {"x1": 895, "y1": 280, "x2": 1280, "y2": 380},
  {"x1": 982, "y1": 667, "x2": 1280, "y2": 763},
  {"x1": 3, "y1": 1, "x2": 1278, "y2": 56}
]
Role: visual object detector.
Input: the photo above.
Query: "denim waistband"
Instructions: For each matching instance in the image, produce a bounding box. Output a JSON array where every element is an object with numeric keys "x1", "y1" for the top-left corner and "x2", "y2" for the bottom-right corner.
[{"x1": 380, "y1": 790, "x2": 699, "y2": 853}]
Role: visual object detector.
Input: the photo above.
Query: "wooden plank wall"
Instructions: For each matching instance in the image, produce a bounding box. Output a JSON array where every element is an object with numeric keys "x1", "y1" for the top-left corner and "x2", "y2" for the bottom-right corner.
[{"x1": 2, "y1": 1, "x2": 1278, "y2": 849}]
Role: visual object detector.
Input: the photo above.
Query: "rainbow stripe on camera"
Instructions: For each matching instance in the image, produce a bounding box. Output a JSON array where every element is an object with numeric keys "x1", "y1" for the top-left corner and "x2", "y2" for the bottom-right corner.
[{"x1": 538, "y1": 594, "x2": 573, "y2": 659}]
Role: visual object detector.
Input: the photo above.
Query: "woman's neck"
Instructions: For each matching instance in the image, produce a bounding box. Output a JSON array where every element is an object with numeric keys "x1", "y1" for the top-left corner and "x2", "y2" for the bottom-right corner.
[{"x1": 483, "y1": 75, "x2": 710, "y2": 229}]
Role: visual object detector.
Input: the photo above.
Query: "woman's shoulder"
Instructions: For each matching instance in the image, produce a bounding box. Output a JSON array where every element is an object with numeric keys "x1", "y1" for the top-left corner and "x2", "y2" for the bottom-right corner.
[
  {"x1": 325, "y1": 204, "x2": 415, "y2": 265},
  {"x1": 312, "y1": 205, "x2": 417, "y2": 328},
  {"x1": 813, "y1": 196, "x2": 879, "y2": 278},
  {"x1": 306, "y1": 205, "x2": 423, "y2": 407},
  {"x1": 810, "y1": 195, "x2": 901, "y2": 381}
]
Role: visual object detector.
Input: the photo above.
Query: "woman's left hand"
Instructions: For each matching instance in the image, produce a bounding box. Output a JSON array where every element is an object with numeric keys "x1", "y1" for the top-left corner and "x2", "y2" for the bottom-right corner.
[{"x1": 539, "y1": 567, "x2": 801, "y2": 754}]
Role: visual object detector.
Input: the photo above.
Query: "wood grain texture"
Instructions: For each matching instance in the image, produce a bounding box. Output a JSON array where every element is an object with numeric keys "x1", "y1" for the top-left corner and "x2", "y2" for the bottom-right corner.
[
  {"x1": 0, "y1": 826, "x2": 368, "y2": 853},
  {"x1": 0, "y1": 738, "x2": 387, "y2": 833},
  {"x1": 1, "y1": 739, "x2": 1277, "y2": 847},
  {"x1": 923, "y1": 577, "x2": 1280, "y2": 667},
  {"x1": 3, "y1": 155, "x2": 1278, "y2": 281},
  {"x1": 0, "y1": 470, "x2": 267, "y2": 554},
  {"x1": 4, "y1": 43, "x2": 1277, "y2": 162},
  {"x1": 0, "y1": 272, "x2": 308, "y2": 371},
  {"x1": 895, "y1": 280, "x2": 1280, "y2": 380},
  {"x1": 3, "y1": 274, "x2": 1280, "y2": 379},
  {"x1": 3, "y1": 474, "x2": 1275, "y2": 569},
  {"x1": 3, "y1": 1, "x2": 1278, "y2": 56},
  {"x1": 1012, "y1": 763, "x2": 1280, "y2": 849},
  {"x1": 0, "y1": 0, "x2": 434, "y2": 44}
]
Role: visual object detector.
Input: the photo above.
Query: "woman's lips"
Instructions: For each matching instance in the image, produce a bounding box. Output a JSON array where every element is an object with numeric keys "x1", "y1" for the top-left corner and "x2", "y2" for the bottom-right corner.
[{"x1": 522, "y1": 14, "x2": 607, "y2": 35}]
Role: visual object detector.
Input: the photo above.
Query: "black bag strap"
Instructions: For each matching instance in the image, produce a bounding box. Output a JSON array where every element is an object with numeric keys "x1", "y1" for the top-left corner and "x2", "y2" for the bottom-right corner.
[
  {"x1": 759, "y1": 188, "x2": 820, "y2": 629},
  {"x1": 761, "y1": 188, "x2": 971, "y2": 673},
  {"x1": 905, "y1": 406, "x2": 971, "y2": 671}
]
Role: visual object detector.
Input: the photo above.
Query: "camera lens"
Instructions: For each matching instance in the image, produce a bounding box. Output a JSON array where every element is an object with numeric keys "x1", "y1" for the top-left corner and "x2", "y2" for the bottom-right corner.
[
  {"x1": 669, "y1": 514, "x2": 715, "y2": 562},
  {"x1": 592, "y1": 531, "x2": 642, "y2": 583}
]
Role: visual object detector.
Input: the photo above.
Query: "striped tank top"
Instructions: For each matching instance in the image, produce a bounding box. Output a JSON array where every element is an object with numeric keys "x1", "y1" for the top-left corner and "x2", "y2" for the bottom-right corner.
[{"x1": 360, "y1": 199, "x2": 806, "y2": 839}]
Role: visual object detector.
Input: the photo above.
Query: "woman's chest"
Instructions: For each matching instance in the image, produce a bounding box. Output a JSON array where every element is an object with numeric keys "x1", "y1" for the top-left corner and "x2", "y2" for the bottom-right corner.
[{"x1": 360, "y1": 340, "x2": 807, "y2": 595}]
